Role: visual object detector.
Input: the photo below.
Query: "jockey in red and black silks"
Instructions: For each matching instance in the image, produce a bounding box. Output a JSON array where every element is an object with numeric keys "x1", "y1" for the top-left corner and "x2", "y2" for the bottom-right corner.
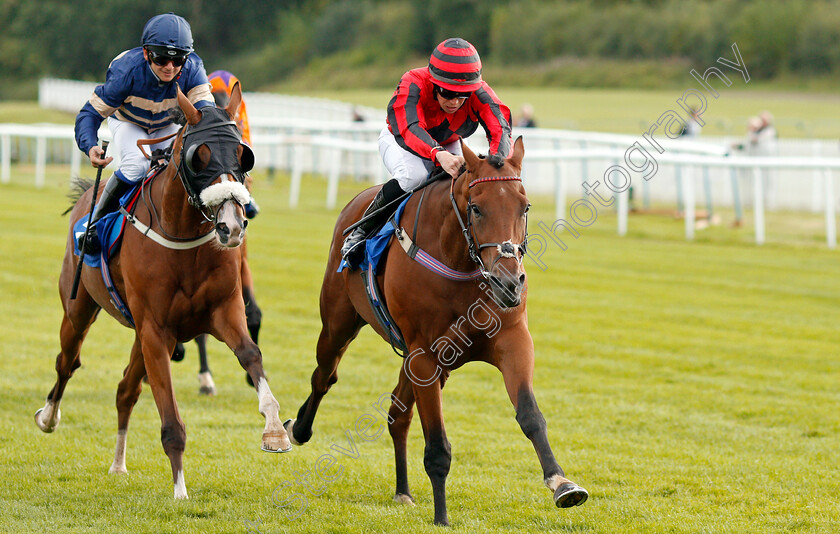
[
  {"x1": 386, "y1": 70, "x2": 512, "y2": 167},
  {"x1": 341, "y1": 37, "x2": 512, "y2": 267}
]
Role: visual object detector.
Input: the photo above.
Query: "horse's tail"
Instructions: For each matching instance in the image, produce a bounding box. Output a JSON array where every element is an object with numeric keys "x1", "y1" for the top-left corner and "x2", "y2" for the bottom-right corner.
[{"x1": 62, "y1": 177, "x2": 95, "y2": 216}]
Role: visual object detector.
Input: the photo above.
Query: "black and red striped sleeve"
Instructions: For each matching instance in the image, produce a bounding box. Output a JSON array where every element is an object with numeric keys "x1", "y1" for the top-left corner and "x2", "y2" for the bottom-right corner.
[
  {"x1": 473, "y1": 82, "x2": 512, "y2": 158},
  {"x1": 387, "y1": 72, "x2": 440, "y2": 161}
]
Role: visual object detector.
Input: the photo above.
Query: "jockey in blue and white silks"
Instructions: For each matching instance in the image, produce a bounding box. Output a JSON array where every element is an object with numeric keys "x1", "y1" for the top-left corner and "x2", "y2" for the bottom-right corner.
[{"x1": 73, "y1": 13, "x2": 215, "y2": 255}]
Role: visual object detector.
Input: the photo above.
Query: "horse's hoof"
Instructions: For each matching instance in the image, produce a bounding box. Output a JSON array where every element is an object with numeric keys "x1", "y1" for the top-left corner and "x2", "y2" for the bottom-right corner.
[
  {"x1": 554, "y1": 483, "x2": 589, "y2": 508},
  {"x1": 261, "y1": 430, "x2": 292, "y2": 453},
  {"x1": 283, "y1": 419, "x2": 304, "y2": 446},
  {"x1": 34, "y1": 407, "x2": 60, "y2": 433},
  {"x1": 393, "y1": 493, "x2": 415, "y2": 506},
  {"x1": 198, "y1": 371, "x2": 216, "y2": 396},
  {"x1": 108, "y1": 463, "x2": 128, "y2": 475}
]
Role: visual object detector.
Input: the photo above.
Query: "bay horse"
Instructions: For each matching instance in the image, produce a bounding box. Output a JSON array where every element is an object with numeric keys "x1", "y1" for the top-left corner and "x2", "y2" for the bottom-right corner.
[
  {"x1": 35, "y1": 83, "x2": 291, "y2": 499},
  {"x1": 285, "y1": 137, "x2": 588, "y2": 525}
]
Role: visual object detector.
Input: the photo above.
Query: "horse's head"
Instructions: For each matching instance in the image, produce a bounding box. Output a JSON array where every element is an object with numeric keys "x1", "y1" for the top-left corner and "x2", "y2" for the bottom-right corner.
[
  {"x1": 175, "y1": 83, "x2": 255, "y2": 248},
  {"x1": 455, "y1": 137, "x2": 529, "y2": 308}
]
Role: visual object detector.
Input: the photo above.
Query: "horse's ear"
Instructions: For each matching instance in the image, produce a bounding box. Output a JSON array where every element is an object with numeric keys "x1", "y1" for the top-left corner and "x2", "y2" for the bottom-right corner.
[
  {"x1": 508, "y1": 136, "x2": 525, "y2": 170},
  {"x1": 226, "y1": 81, "x2": 243, "y2": 119},
  {"x1": 460, "y1": 139, "x2": 480, "y2": 170},
  {"x1": 177, "y1": 85, "x2": 201, "y2": 126}
]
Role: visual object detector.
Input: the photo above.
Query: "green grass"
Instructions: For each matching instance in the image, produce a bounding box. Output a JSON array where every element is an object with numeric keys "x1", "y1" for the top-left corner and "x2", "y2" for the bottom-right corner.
[{"x1": 1, "y1": 167, "x2": 840, "y2": 533}]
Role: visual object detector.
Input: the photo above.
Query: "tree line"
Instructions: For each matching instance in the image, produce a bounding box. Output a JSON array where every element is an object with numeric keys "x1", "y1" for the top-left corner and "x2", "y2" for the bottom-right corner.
[{"x1": 1, "y1": 0, "x2": 837, "y2": 97}]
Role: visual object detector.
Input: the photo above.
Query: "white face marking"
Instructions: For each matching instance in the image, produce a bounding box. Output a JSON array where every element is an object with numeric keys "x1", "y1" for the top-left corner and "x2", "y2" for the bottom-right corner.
[{"x1": 214, "y1": 200, "x2": 245, "y2": 248}]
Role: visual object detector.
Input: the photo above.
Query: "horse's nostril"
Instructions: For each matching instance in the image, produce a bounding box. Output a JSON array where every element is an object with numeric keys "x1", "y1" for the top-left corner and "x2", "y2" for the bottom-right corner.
[
  {"x1": 242, "y1": 219, "x2": 248, "y2": 230},
  {"x1": 518, "y1": 273, "x2": 526, "y2": 285},
  {"x1": 215, "y1": 223, "x2": 230, "y2": 237}
]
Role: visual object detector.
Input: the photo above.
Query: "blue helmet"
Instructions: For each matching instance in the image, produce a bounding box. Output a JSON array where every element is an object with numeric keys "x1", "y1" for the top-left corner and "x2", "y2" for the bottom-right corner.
[{"x1": 141, "y1": 13, "x2": 194, "y2": 54}]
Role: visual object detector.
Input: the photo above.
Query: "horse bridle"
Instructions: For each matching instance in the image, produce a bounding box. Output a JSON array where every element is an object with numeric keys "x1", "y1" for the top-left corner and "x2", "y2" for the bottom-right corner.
[
  {"x1": 134, "y1": 112, "x2": 251, "y2": 243},
  {"x1": 449, "y1": 174, "x2": 529, "y2": 279}
]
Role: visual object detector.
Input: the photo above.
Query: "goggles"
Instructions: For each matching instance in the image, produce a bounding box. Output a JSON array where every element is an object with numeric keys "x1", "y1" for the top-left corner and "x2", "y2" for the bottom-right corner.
[
  {"x1": 435, "y1": 86, "x2": 472, "y2": 101},
  {"x1": 147, "y1": 48, "x2": 188, "y2": 67}
]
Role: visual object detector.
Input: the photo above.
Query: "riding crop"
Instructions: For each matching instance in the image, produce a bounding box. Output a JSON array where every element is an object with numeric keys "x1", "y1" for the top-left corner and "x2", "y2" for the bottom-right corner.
[{"x1": 70, "y1": 140, "x2": 109, "y2": 300}]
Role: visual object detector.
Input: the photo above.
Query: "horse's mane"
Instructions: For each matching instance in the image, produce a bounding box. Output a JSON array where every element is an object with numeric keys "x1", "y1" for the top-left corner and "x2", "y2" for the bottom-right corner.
[
  {"x1": 63, "y1": 177, "x2": 95, "y2": 216},
  {"x1": 480, "y1": 153, "x2": 506, "y2": 170}
]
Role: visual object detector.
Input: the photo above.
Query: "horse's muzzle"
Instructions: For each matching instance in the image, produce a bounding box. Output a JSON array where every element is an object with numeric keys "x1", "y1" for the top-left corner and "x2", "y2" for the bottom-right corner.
[
  {"x1": 487, "y1": 271, "x2": 525, "y2": 308},
  {"x1": 215, "y1": 218, "x2": 247, "y2": 247}
]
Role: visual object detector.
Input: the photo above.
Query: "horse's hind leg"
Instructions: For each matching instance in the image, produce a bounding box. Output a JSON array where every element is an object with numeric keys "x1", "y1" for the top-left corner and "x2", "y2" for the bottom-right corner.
[
  {"x1": 389, "y1": 368, "x2": 416, "y2": 505},
  {"x1": 140, "y1": 326, "x2": 189, "y2": 499},
  {"x1": 194, "y1": 335, "x2": 216, "y2": 395},
  {"x1": 285, "y1": 283, "x2": 363, "y2": 446},
  {"x1": 110, "y1": 336, "x2": 146, "y2": 474},
  {"x1": 35, "y1": 296, "x2": 99, "y2": 433}
]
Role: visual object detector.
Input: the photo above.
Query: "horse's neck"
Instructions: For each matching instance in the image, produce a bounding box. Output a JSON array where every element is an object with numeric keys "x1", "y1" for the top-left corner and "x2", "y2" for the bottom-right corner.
[
  {"x1": 424, "y1": 181, "x2": 475, "y2": 273},
  {"x1": 155, "y1": 168, "x2": 210, "y2": 236}
]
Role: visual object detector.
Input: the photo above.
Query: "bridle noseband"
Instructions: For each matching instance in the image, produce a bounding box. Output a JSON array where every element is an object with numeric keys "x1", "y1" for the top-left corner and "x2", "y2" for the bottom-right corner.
[{"x1": 449, "y1": 174, "x2": 529, "y2": 279}]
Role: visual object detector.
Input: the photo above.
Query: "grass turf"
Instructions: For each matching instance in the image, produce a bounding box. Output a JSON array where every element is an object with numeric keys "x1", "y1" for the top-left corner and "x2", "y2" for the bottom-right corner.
[{"x1": 0, "y1": 167, "x2": 838, "y2": 533}]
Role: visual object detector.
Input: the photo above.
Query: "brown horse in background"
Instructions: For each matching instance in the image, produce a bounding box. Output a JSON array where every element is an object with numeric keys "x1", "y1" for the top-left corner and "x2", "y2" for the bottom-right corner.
[
  {"x1": 35, "y1": 84, "x2": 291, "y2": 499},
  {"x1": 285, "y1": 137, "x2": 588, "y2": 525}
]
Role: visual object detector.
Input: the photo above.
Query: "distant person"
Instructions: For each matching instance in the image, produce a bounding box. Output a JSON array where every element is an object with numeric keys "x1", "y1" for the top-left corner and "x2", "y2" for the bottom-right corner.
[
  {"x1": 208, "y1": 70, "x2": 258, "y2": 218},
  {"x1": 340, "y1": 37, "x2": 512, "y2": 265},
  {"x1": 74, "y1": 13, "x2": 214, "y2": 254},
  {"x1": 209, "y1": 70, "x2": 251, "y2": 145},
  {"x1": 516, "y1": 103, "x2": 537, "y2": 128},
  {"x1": 751, "y1": 110, "x2": 778, "y2": 156},
  {"x1": 352, "y1": 107, "x2": 365, "y2": 122},
  {"x1": 732, "y1": 116, "x2": 763, "y2": 154},
  {"x1": 680, "y1": 106, "x2": 702, "y2": 138}
]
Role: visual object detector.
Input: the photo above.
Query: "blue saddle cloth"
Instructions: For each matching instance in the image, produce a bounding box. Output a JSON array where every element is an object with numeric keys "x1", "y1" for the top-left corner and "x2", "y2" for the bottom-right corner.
[
  {"x1": 338, "y1": 194, "x2": 412, "y2": 273},
  {"x1": 72, "y1": 184, "x2": 140, "y2": 268}
]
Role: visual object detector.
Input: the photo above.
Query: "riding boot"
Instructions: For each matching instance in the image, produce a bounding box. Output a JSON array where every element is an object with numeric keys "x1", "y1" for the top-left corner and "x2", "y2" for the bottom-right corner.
[
  {"x1": 78, "y1": 175, "x2": 132, "y2": 255},
  {"x1": 341, "y1": 179, "x2": 406, "y2": 266}
]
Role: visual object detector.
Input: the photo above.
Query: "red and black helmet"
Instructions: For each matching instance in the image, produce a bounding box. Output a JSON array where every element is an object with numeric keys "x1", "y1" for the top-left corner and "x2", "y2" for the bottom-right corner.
[{"x1": 428, "y1": 38, "x2": 482, "y2": 92}]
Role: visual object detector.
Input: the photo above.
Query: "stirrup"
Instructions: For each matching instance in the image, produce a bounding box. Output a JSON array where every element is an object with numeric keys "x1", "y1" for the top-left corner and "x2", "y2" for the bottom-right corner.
[{"x1": 341, "y1": 230, "x2": 366, "y2": 265}]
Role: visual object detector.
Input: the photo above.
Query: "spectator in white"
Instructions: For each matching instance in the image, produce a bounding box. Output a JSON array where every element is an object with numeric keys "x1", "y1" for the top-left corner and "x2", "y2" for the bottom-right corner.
[
  {"x1": 750, "y1": 110, "x2": 778, "y2": 156},
  {"x1": 681, "y1": 106, "x2": 702, "y2": 138}
]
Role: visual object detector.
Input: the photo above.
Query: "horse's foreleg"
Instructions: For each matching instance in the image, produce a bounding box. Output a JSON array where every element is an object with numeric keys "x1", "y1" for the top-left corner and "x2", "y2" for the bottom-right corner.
[
  {"x1": 389, "y1": 368, "x2": 416, "y2": 505},
  {"x1": 287, "y1": 286, "x2": 362, "y2": 447},
  {"x1": 212, "y1": 307, "x2": 290, "y2": 453},
  {"x1": 410, "y1": 354, "x2": 451, "y2": 526},
  {"x1": 139, "y1": 325, "x2": 188, "y2": 499},
  {"x1": 497, "y1": 345, "x2": 588, "y2": 509},
  {"x1": 35, "y1": 297, "x2": 99, "y2": 433},
  {"x1": 111, "y1": 336, "x2": 146, "y2": 474}
]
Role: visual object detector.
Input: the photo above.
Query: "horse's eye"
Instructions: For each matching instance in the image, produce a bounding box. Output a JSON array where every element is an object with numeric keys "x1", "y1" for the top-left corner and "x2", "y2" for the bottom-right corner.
[{"x1": 470, "y1": 204, "x2": 481, "y2": 217}]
